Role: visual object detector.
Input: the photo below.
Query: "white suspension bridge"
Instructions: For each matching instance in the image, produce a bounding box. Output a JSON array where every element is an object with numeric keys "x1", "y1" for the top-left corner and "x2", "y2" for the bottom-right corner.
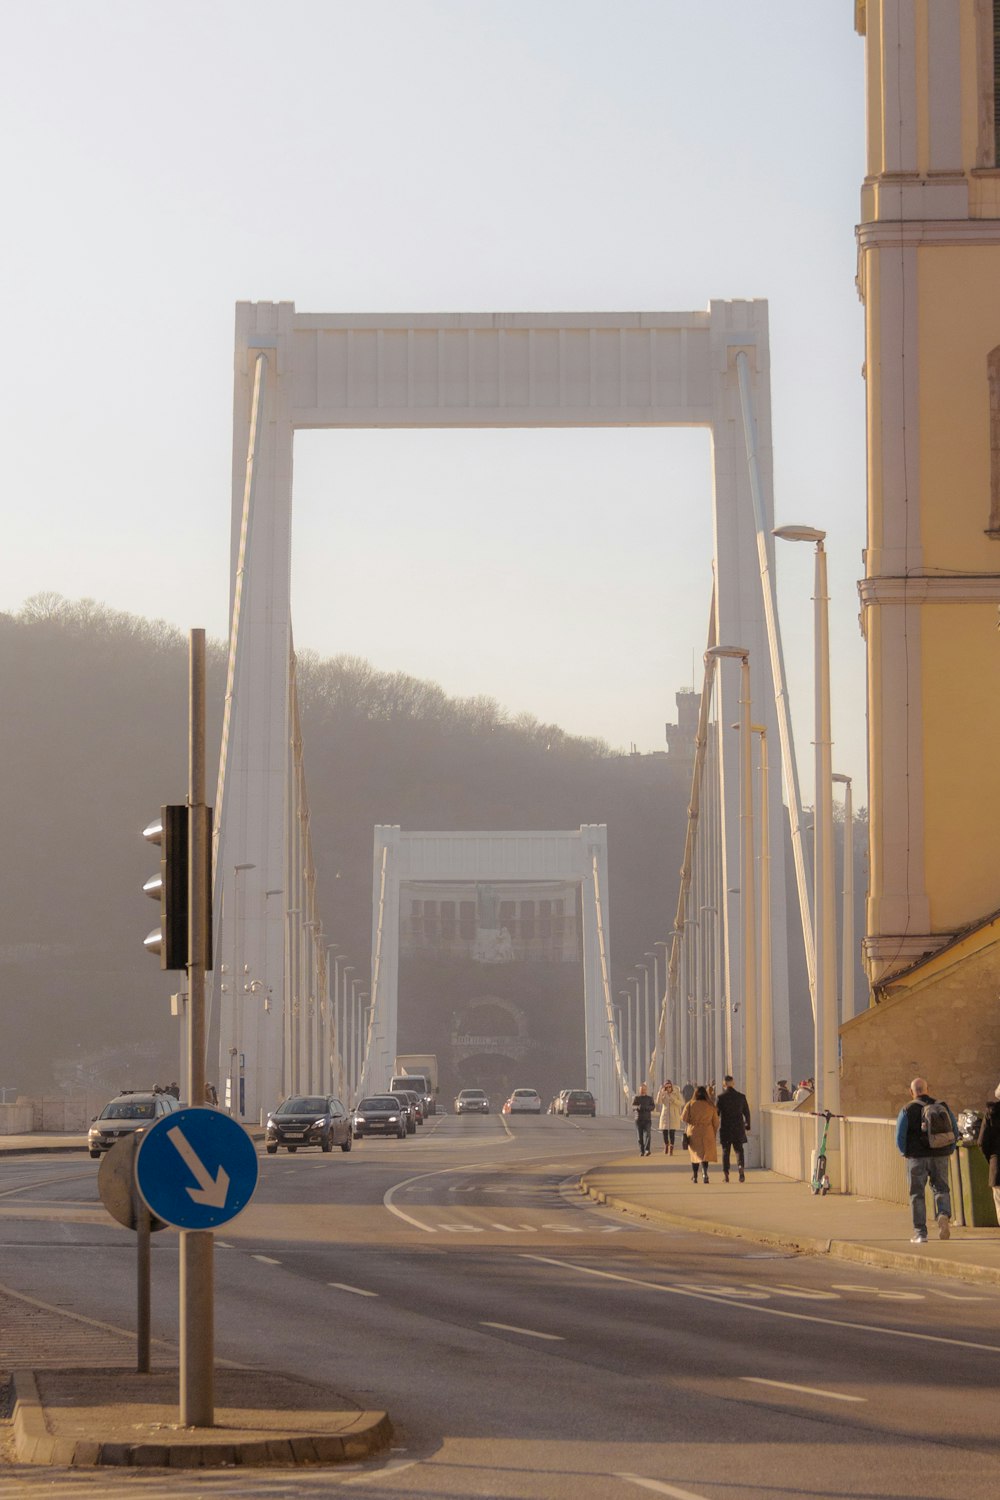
[{"x1": 208, "y1": 298, "x2": 852, "y2": 1133}]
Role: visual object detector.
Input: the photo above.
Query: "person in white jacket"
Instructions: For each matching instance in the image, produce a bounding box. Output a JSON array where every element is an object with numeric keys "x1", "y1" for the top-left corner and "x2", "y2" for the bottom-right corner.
[{"x1": 655, "y1": 1079, "x2": 685, "y2": 1155}]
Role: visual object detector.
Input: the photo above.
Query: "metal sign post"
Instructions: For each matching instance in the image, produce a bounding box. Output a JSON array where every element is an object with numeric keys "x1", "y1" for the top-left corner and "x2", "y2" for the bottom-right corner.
[
  {"x1": 182, "y1": 629, "x2": 212, "y2": 1427},
  {"x1": 97, "y1": 1132, "x2": 167, "y2": 1374}
]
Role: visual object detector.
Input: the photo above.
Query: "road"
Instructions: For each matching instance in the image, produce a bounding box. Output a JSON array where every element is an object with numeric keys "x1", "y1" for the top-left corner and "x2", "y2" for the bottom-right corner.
[{"x1": 1, "y1": 1112, "x2": 999, "y2": 1498}]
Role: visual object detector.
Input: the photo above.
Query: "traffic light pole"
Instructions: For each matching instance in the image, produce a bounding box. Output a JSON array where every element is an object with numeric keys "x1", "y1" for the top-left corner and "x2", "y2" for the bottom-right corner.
[{"x1": 181, "y1": 628, "x2": 214, "y2": 1427}]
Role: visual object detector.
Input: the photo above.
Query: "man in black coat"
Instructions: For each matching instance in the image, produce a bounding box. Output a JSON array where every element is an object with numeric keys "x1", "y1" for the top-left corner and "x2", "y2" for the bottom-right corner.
[
  {"x1": 717, "y1": 1075, "x2": 751, "y2": 1182},
  {"x1": 979, "y1": 1083, "x2": 1000, "y2": 1223}
]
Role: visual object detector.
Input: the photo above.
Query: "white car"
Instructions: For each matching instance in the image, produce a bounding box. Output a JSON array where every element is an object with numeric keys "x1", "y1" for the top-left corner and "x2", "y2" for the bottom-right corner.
[{"x1": 506, "y1": 1088, "x2": 542, "y2": 1115}]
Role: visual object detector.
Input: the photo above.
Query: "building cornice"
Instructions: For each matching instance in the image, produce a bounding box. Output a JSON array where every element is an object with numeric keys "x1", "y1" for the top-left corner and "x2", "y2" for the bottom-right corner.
[
  {"x1": 857, "y1": 217, "x2": 1000, "y2": 251},
  {"x1": 858, "y1": 573, "x2": 1000, "y2": 609}
]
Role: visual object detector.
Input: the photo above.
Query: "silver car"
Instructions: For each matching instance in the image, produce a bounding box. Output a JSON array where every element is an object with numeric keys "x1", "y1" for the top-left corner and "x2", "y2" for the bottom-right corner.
[{"x1": 87, "y1": 1091, "x2": 180, "y2": 1158}]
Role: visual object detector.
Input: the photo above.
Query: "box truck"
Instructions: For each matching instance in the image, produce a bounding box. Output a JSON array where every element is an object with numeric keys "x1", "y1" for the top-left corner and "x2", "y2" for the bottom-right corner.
[{"x1": 391, "y1": 1055, "x2": 438, "y2": 1115}]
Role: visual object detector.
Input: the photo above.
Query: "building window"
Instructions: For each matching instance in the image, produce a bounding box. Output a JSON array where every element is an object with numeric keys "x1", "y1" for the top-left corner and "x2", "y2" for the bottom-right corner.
[
  {"x1": 440, "y1": 901, "x2": 456, "y2": 942},
  {"x1": 459, "y1": 901, "x2": 476, "y2": 941},
  {"x1": 520, "y1": 901, "x2": 535, "y2": 941}
]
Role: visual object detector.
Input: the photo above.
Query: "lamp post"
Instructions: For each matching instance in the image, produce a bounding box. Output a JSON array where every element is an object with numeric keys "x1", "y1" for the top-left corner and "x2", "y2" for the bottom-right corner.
[
  {"x1": 627, "y1": 975, "x2": 642, "y2": 1091},
  {"x1": 618, "y1": 990, "x2": 633, "y2": 1094},
  {"x1": 632, "y1": 965, "x2": 651, "y2": 1088},
  {"x1": 706, "y1": 645, "x2": 758, "y2": 1129},
  {"x1": 750, "y1": 725, "x2": 772, "y2": 1106},
  {"x1": 231, "y1": 863, "x2": 255, "y2": 1118},
  {"x1": 773, "y1": 527, "x2": 839, "y2": 1129},
  {"x1": 613, "y1": 1005, "x2": 624, "y2": 1111},
  {"x1": 652, "y1": 939, "x2": 669, "y2": 1081},
  {"x1": 832, "y1": 773, "x2": 854, "y2": 1025},
  {"x1": 340, "y1": 965, "x2": 354, "y2": 1094},
  {"x1": 699, "y1": 908, "x2": 722, "y2": 1090}
]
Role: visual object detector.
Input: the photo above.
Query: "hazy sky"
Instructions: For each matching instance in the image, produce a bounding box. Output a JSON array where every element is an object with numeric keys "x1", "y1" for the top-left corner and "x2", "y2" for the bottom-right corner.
[{"x1": 2, "y1": 1, "x2": 867, "y2": 800}]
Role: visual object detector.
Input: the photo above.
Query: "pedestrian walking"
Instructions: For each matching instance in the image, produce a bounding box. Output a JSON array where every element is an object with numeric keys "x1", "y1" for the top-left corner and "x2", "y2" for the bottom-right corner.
[
  {"x1": 894, "y1": 1076, "x2": 958, "y2": 1243},
  {"x1": 775, "y1": 1079, "x2": 793, "y2": 1102},
  {"x1": 655, "y1": 1079, "x2": 684, "y2": 1154},
  {"x1": 716, "y1": 1074, "x2": 751, "y2": 1182},
  {"x1": 631, "y1": 1083, "x2": 656, "y2": 1157},
  {"x1": 977, "y1": 1082, "x2": 1000, "y2": 1222},
  {"x1": 681, "y1": 1085, "x2": 719, "y2": 1184}
]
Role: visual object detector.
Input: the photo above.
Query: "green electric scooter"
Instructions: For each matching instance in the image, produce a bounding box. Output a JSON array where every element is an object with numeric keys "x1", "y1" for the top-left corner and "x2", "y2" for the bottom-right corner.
[{"x1": 809, "y1": 1109, "x2": 845, "y2": 1195}]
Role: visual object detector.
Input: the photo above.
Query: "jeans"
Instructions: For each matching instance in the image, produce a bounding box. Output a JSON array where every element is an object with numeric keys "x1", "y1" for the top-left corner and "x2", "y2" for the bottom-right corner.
[
  {"x1": 636, "y1": 1119, "x2": 651, "y2": 1154},
  {"x1": 906, "y1": 1155, "x2": 951, "y2": 1233}
]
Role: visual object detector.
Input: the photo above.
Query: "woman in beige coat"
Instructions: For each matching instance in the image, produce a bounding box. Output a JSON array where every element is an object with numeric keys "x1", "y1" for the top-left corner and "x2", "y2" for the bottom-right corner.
[
  {"x1": 681, "y1": 1085, "x2": 720, "y2": 1183},
  {"x1": 655, "y1": 1080, "x2": 685, "y2": 1154}
]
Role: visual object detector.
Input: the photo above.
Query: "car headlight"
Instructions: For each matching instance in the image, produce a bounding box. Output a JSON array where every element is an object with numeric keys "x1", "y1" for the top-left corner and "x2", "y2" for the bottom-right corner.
[
  {"x1": 356, "y1": 1116, "x2": 367, "y2": 1124},
  {"x1": 388, "y1": 1115, "x2": 398, "y2": 1123},
  {"x1": 312, "y1": 1118, "x2": 327, "y2": 1128}
]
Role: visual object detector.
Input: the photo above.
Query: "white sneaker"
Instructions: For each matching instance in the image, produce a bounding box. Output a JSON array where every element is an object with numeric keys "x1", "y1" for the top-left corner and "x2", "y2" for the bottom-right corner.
[
  {"x1": 910, "y1": 1231, "x2": 927, "y2": 1244},
  {"x1": 937, "y1": 1214, "x2": 951, "y2": 1240}
]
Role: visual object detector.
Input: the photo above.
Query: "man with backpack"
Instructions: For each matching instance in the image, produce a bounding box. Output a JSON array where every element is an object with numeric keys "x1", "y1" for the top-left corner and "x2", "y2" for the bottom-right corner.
[{"x1": 894, "y1": 1077, "x2": 958, "y2": 1244}]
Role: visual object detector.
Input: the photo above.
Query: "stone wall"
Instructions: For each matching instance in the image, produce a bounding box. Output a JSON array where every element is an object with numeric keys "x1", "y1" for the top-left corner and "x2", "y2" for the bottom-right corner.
[{"x1": 841, "y1": 931, "x2": 1000, "y2": 1119}]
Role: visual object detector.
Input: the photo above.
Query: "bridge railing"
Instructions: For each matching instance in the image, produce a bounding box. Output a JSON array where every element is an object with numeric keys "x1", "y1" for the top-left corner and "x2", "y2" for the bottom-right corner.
[{"x1": 761, "y1": 1107, "x2": 960, "y2": 1210}]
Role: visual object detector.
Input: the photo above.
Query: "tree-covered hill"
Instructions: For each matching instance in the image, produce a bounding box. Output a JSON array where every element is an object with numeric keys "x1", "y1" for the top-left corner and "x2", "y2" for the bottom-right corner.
[{"x1": 0, "y1": 596, "x2": 687, "y2": 1093}]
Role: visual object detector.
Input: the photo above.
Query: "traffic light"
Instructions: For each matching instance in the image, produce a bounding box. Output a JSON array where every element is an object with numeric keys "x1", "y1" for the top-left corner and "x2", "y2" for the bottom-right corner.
[{"x1": 143, "y1": 806, "x2": 189, "y2": 969}]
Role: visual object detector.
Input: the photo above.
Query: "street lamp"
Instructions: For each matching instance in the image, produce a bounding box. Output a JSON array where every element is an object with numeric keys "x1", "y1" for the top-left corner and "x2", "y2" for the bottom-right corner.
[
  {"x1": 706, "y1": 645, "x2": 758, "y2": 1126},
  {"x1": 652, "y1": 939, "x2": 670, "y2": 1080},
  {"x1": 632, "y1": 964, "x2": 652, "y2": 1088},
  {"x1": 618, "y1": 990, "x2": 634, "y2": 1095},
  {"x1": 230, "y1": 863, "x2": 255, "y2": 1117},
  {"x1": 627, "y1": 975, "x2": 643, "y2": 1090},
  {"x1": 832, "y1": 772, "x2": 854, "y2": 1025},
  {"x1": 773, "y1": 526, "x2": 839, "y2": 1126}
]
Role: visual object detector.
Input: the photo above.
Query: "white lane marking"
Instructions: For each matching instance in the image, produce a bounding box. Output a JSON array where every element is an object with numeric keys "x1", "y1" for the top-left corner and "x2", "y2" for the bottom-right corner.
[
  {"x1": 523, "y1": 1255, "x2": 1000, "y2": 1355},
  {"x1": 252, "y1": 1254, "x2": 281, "y2": 1265},
  {"x1": 675, "y1": 1282, "x2": 769, "y2": 1300},
  {"x1": 328, "y1": 1282, "x2": 378, "y2": 1297},
  {"x1": 343, "y1": 1460, "x2": 418, "y2": 1485},
  {"x1": 615, "y1": 1476, "x2": 710, "y2": 1499},
  {"x1": 740, "y1": 1376, "x2": 865, "y2": 1403},
  {"x1": 481, "y1": 1320, "x2": 563, "y2": 1341},
  {"x1": 439, "y1": 1224, "x2": 485, "y2": 1233}
]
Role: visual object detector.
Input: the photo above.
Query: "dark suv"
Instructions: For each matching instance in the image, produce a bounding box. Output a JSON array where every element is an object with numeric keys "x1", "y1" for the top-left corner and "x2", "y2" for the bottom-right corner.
[
  {"x1": 264, "y1": 1095, "x2": 353, "y2": 1154},
  {"x1": 563, "y1": 1089, "x2": 596, "y2": 1118}
]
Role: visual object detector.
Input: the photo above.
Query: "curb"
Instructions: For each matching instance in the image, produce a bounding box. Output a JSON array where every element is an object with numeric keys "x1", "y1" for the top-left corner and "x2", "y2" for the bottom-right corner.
[
  {"x1": 0, "y1": 1143, "x2": 89, "y2": 1157},
  {"x1": 578, "y1": 1177, "x2": 1000, "y2": 1289},
  {"x1": 11, "y1": 1371, "x2": 392, "y2": 1468}
]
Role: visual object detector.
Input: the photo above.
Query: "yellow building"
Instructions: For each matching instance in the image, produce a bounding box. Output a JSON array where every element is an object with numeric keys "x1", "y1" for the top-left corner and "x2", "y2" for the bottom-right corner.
[{"x1": 844, "y1": 1, "x2": 1000, "y2": 1116}]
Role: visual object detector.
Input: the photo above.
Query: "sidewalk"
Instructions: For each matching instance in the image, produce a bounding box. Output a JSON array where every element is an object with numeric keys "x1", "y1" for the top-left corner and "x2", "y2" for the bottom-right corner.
[
  {"x1": 0, "y1": 1133, "x2": 89, "y2": 1155},
  {"x1": 0, "y1": 1126, "x2": 266, "y2": 1156},
  {"x1": 579, "y1": 1154, "x2": 1000, "y2": 1288}
]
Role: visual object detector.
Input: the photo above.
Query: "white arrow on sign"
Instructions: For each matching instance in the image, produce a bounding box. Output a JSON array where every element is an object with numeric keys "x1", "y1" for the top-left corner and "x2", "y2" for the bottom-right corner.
[{"x1": 167, "y1": 1126, "x2": 230, "y2": 1209}]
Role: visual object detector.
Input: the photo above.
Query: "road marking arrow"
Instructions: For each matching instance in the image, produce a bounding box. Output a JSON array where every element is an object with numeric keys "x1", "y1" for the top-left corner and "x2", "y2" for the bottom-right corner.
[{"x1": 167, "y1": 1126, "x2": 230, "y2": 1209}]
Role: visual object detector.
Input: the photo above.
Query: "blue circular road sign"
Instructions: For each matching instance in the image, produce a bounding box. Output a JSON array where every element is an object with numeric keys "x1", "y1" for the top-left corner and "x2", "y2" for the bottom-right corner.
[{"x1": 135, "y1": 1106, "x2": 259, "y2": 1230}]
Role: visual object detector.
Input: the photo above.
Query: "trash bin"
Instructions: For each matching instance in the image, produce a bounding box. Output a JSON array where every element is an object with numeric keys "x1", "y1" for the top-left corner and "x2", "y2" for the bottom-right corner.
[{"x1": 956, "y1": 1139, "x2": 999, "y2": 1228}]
